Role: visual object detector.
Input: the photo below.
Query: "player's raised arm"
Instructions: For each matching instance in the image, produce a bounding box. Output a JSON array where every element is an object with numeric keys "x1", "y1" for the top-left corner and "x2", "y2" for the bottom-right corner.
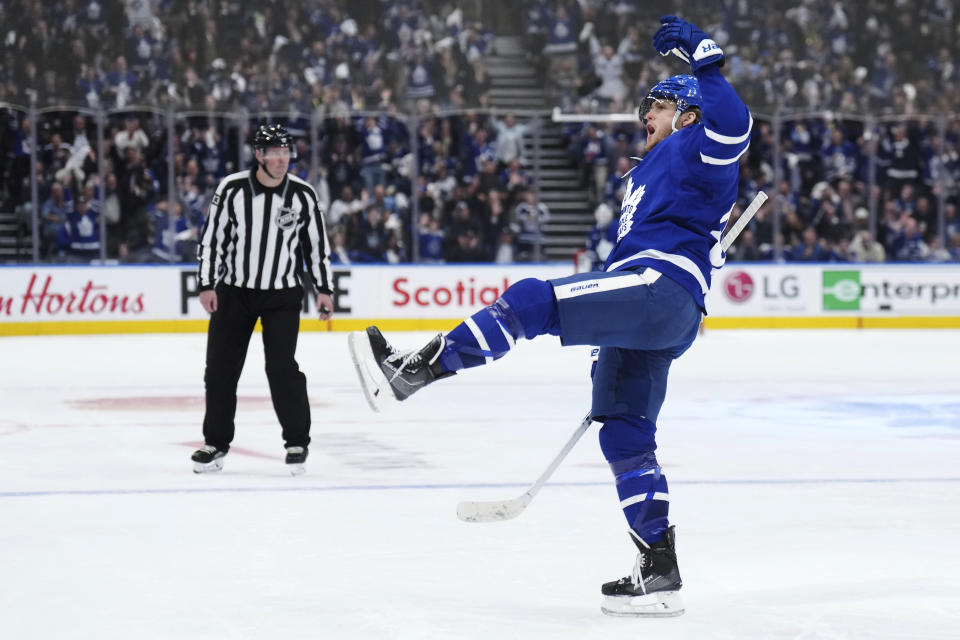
[{"x1": 654, "y1": 15, "x2": 752, "y2": 166}]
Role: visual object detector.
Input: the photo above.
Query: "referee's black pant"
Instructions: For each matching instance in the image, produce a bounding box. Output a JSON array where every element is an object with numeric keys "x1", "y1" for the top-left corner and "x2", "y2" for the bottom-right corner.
[{"x1": 202, "y1": 283, "x2": 310, "y2": 451}]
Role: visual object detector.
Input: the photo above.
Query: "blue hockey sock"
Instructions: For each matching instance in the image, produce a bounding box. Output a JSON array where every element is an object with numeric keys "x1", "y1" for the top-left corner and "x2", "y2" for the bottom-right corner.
[
  {"x1": 598, "y1": 418, "x2": 668, "y2": 544},
  {"x1": 440, "y1": 303, "x2": 516, "y2": 370},
  {"x1": 610, "y1": 452, "x2": 670, "y2": 544},
  {"x1": 438, "y1": 278, "x2": 559, "y2": 372}
]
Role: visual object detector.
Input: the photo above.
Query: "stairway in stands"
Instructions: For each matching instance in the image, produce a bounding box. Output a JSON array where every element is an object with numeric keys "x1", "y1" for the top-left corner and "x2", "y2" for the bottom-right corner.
[
  {"x1": 0, "y1": 211, "x2": 31, "y2": 262},
  {"x1": 486, "y1": 37, "x2": 594, "y2": 262}
]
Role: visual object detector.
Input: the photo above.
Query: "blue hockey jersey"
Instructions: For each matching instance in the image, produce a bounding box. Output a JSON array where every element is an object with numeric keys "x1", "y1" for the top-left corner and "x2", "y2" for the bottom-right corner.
[{"x1": 603, "y1": 65, "x2": 752, "y2": 311}]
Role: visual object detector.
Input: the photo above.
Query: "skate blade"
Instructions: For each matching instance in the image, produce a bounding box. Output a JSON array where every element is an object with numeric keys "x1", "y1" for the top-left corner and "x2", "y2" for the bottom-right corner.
[
  {"x1": 601, "y1": 591, "x2": 685, "y2": 617},
  {"x1": 192, "y1": 458, "x2": 224, "y2": 474},
  {"x1": 347, "y1": 331, "x2": 396, "y2": 412},
  {"x1": 287, "y1": 463, "x2": 306, "y2": 476}
]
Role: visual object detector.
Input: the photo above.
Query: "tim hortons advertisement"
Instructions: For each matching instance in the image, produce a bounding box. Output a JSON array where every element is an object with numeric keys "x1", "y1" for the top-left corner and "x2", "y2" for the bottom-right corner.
[{"x1": 1, "y1": 268, "x2": 160, "y2": 321}]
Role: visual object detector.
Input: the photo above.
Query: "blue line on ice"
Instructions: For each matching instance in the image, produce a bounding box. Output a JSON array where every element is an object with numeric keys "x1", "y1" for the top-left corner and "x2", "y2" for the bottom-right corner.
[{"x1": 2, "y1": 477, "x2": 959, "y2": 499}]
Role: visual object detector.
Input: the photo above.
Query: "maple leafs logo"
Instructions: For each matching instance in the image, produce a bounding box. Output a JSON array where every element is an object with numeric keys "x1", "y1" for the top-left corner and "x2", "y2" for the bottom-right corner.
[{"x1": 617, "y1": 178, "x2": 645, "y2": 241}]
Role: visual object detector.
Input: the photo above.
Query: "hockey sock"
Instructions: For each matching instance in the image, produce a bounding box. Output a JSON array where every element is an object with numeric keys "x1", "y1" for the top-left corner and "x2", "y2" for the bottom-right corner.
[
  {"x1": 610, "y1": 452, "x2": 670, "y2": 544},
  {"x1": 438, "y1": 278, "x2": 560, "y2": 372},
  {"x1": 599, "y1": 419, "x2": 669, "y2": 544}
]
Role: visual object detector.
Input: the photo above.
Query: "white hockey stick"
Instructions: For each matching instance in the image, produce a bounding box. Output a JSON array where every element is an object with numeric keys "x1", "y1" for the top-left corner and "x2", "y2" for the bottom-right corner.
[
  {"x1": 721, "y1": 191, "x2": 767, "y2": 252},
  {"x1": 456, "y1": 413, "x2": 593, "y2": 523}
]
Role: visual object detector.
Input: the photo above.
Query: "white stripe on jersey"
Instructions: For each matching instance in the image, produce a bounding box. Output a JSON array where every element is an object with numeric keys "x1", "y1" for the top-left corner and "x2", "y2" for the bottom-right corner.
[
  {"x1": 704, "y1": 114, "x2": 753, "y2": 144},
  {"x1": 606, "y1": 247, "x2": 710, "y2": 294},
  {"x1": 700, "y1": 143, "x2": 751, "y2": 165}
]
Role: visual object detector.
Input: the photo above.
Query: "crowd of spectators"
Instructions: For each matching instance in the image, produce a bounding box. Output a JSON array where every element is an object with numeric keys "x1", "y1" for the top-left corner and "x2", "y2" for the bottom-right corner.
[
  {"x1": 526, "y1": 0, "x2": 960, "y2": 267},
  {"x1": 1, "y1": 0, "x2": 958, "y2": 266},
  {"x1": 0, "y1": 0, "x2": 515, "y2": 262}
]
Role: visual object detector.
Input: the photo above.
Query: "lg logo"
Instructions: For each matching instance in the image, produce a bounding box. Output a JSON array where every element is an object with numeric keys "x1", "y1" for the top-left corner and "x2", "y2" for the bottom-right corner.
[
  {"x1": 724, "y1": 271, "x2": 755, "y2": 302},
  {"x1": 722, "y1": 271, "x2": 800, "y2": 303}
]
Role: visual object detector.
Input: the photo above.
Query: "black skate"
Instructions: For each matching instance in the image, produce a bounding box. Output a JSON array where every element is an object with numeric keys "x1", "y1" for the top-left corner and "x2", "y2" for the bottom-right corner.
[
  {"x1": 191, "y1": 445, "x2": 226, "y2": 474},
  {"x1": 348, "y1": 327, "x2": 454, "y2": 411},
  {"x1": 285, "y1": 446, "x2": 308, "y2": 476},
  {"x1": 601, "y1": 526, "x2": 684, "y2": 617}
]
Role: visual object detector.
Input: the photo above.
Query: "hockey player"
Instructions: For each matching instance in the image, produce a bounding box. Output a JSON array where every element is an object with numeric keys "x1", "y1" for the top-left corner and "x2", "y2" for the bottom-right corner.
[{"x1": 349, "y1": 15, "x2": 751, "y2": 617}]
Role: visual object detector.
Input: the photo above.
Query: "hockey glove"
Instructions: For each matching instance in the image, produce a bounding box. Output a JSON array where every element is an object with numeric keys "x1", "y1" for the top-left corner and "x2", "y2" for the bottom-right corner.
[{"x1": 653, "y1": 15, "x2": 724, "y2": 72}]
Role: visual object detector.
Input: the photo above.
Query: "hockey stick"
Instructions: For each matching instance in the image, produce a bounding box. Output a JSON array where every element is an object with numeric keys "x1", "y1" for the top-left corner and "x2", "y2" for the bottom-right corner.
[
  {"x1": 456, "y1": 413, "x2": 593, "y2": 523},
  {"x1": 457, "y1": 192, "x2": 767, "y2": 524},
  {"x1": 721, "y1": 191, "x2": 767, "y2": 252}
]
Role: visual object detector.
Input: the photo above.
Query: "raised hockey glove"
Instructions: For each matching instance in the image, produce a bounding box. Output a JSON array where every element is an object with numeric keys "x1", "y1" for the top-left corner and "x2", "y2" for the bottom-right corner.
[{"x1": 653, "y1": 15, "x2": 724, "y2": 72}]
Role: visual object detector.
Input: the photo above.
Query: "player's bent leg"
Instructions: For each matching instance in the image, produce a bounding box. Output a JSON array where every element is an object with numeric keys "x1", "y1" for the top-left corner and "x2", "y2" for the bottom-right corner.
[
  {"x1": 440, "y1": 277, "x2": 560, "y2": 370},
  {"x1": 349, "y1": 278, "x2": 558, "y2": 410}
]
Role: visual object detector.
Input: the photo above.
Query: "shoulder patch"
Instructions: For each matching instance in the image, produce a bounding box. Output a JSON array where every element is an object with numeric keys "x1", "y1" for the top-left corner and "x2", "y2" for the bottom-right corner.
[{"x1": 211, "y1": 193, "x2": 221, "y2": 206}]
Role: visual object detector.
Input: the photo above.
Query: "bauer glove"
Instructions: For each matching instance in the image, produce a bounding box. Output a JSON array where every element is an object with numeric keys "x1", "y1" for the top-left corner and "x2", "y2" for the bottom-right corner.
[{"x1": 653, "y1": 15, "x2": 724, "y2": 72}]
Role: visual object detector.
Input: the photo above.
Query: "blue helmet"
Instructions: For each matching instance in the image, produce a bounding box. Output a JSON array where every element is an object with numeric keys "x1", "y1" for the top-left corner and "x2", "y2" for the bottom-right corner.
[{"x1": 638, "y1": 74, "x2": 703, "y2": 121}]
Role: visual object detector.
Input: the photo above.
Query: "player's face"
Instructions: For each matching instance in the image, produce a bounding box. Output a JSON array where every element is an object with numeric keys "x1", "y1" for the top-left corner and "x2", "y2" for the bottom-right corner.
[{"x1": 643, "y1": 98, "x2": 677, "y2": 152}]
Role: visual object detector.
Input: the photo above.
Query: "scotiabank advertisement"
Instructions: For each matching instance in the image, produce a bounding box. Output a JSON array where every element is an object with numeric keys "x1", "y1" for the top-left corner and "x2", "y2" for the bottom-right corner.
[{"x1": 329, "y1": 264, "x2": 573, "y2": 317}]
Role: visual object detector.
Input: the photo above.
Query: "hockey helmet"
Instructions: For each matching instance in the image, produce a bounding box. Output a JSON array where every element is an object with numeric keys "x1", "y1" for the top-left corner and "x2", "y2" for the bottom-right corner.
[
  {"x1": 253, "y1": 124, "x2": 296, "y2": 158},
  {"x1": 638, "y1": 75, "x2": 702, "y2": 122}
]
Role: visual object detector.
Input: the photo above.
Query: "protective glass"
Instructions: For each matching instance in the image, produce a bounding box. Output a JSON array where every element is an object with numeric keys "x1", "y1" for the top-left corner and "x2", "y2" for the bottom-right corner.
[{"x1": 639, "y1": 93, "x2": 677, "y2": 120}]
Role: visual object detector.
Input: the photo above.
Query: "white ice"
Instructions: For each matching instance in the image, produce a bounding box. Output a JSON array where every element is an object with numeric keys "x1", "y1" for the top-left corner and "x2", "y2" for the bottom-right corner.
[{"x1": 1, "y1": 329, "x2": 959, "y2": 639}]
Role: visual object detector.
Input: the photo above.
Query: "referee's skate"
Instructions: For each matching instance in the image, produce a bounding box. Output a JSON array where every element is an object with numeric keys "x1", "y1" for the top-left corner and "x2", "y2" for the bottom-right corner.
[{"x1": 191, "y1": 445, "x2": 226, "y2": 473}]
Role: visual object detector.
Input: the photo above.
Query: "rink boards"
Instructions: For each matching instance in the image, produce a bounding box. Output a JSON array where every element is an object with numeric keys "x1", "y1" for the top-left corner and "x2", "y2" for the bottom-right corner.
[{"x1": 1, "y1": 263, "x2": 960, "y2": 335}]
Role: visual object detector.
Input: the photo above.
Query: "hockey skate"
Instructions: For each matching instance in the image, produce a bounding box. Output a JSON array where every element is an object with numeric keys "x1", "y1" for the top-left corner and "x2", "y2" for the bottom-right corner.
[
  {"x1": 601, "y1": 526, "x2": 685, "y2": 617},
  {"x1": 191, "y1": 445, "x2": 226, "y2": 473},
  {"x1": 285, "y1": 446, "x2": 308, "y2": 476},
  {"x1": 348, "y1": 327, "x2": 454, "y2": 411}
]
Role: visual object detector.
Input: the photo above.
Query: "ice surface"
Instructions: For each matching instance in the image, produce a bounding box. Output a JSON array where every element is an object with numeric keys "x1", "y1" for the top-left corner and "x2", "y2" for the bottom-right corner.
[{"x1": 1, "y1": 330, "x2": 958, "y2": 639}]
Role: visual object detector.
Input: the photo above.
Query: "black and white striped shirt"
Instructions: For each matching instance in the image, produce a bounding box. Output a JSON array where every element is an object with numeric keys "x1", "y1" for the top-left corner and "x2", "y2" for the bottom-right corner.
[{"x1": 197, "y1": 170, "x2": 332, "y2": 294}]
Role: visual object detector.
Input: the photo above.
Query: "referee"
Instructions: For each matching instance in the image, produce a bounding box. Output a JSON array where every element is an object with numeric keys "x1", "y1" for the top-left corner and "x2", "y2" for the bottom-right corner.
[{"x1": 191, "y1": 124, "x2": 334, "y2": 475}]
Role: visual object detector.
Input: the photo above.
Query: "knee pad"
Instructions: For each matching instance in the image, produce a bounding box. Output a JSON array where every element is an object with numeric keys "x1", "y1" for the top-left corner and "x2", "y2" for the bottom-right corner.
[
  {"x1": 497, "y1": 278, "x2": 560, "y2": 339},
  {"x1": 598, "y1": 416, "x2": 658, "y2": 463}
]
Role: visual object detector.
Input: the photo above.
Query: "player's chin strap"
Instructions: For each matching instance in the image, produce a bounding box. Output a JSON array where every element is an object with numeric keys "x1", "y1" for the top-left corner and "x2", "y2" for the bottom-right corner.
[{"x1": 671, "y1": 110, "x2": 683, "y2": 133}]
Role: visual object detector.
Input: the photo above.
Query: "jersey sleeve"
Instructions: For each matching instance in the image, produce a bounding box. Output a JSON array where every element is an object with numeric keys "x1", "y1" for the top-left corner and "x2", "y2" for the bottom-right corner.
[
  {"x1": 694, "y1": 65, "x2": 752, "y2": 168},
  {"x1": 196, "y1": 180, "x2": 231, "y2": 291},
  {"x1": 300, "y1": 187, "x2": 333, "y2": 295}
]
